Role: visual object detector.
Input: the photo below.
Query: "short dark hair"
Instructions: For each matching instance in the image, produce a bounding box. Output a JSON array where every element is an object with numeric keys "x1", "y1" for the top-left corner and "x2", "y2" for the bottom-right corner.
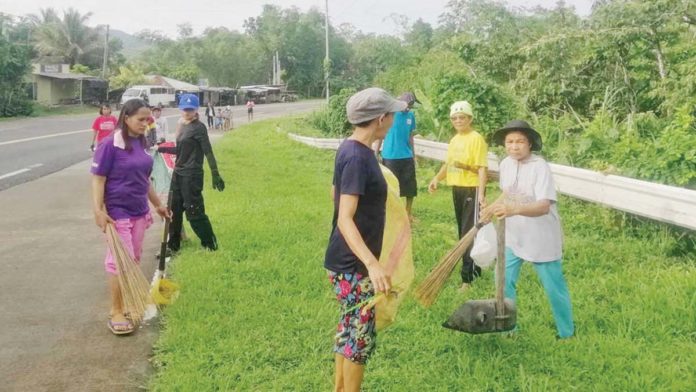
[
  {"x1": 99, "y1": 104, "x2": 110, "y2": 115},
  {"x1": 354, "y1": 118, "x2": 375, "y2": 128},
  {"x1": 353, "y1": 112, "x2": 391, "y2": 128}
]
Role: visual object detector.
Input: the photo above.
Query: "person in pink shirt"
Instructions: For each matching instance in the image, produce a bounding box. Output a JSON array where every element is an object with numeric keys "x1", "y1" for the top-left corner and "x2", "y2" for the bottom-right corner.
[
  {"x1": 91, "y1": 104, "x2": 118, "y2": 151},
  {"x1": 246, "y1": 99, "x2": 255, "y2": 122}
]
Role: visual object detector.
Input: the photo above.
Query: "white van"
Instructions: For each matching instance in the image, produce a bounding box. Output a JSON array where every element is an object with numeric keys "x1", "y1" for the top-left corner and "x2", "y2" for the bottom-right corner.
[{"x1": 120, "y1": 85, "x2": 175, "y2": 107}]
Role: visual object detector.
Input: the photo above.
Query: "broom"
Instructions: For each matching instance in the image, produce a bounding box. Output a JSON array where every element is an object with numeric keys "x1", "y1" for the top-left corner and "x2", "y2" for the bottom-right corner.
[
  {"x1": 416, "y1": 188, "x2": 491, "y2": 307},
  {"x1": 414, "y1": 222, "x2": 483, "y2": 307},
  {"x1": 105, "y1": 223, "x2": 153, "y2": 326}
]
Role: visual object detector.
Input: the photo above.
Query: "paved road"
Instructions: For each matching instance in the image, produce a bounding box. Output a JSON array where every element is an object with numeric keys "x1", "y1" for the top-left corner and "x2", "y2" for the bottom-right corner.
[
  {"x1": 0, "y1": 100, "x2": 320, "y2": 391},
  {"x1": 0, "y1": 101, "x2": 321, "y2": 191}
]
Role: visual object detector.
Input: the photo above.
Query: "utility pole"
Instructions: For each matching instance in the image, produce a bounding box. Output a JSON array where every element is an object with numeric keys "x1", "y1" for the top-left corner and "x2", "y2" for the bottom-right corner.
[
  {"x1": 324, "y1": 0, "x2": 330, "y2": 104},
  {"x1": 101, "y1": 24, "x2": 109, "y2": 79}
]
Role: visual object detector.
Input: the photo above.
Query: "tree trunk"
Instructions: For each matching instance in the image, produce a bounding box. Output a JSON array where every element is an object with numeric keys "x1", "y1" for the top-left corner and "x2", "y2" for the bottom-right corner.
[
  {"x1": 649, "y1": 28, "x2": 667, "y2": 80},
  {"x1": 653, "y1": 42, "x2": 667, "y2": 80}
]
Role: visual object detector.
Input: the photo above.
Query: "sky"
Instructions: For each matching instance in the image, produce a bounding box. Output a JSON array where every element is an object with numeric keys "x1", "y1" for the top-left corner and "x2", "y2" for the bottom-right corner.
[{"x1": 0, "y1": 0, "x2": 594, "y2": 38}]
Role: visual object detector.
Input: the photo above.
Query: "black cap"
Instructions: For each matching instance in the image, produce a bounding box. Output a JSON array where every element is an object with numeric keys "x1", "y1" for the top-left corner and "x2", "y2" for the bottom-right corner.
[{"x1": 492, "y1": 120, "x2": 543, "y2": 151}]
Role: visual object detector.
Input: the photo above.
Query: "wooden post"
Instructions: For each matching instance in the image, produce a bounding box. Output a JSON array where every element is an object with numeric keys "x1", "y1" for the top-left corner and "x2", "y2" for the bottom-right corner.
[{"x1": 495, "y1": 218, "x2": 506, "y2": 330}]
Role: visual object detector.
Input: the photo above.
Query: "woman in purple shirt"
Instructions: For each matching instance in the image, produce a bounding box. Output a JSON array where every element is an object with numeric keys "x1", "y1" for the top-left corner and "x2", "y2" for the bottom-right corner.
[{"x1": 91, "y1": 99, "x2": 170, "y2": 335}]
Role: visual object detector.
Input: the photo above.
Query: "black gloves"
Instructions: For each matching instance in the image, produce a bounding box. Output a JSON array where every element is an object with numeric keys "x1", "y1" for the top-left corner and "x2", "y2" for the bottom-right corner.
[{"x1": 212, "y1": 170, "x2": 225, "y2": 192}]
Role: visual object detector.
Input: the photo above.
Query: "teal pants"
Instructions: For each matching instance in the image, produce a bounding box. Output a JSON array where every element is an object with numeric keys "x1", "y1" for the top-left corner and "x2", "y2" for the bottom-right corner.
[{"x1": 504, "y1": 247, "x2": 575, "y2": 338}]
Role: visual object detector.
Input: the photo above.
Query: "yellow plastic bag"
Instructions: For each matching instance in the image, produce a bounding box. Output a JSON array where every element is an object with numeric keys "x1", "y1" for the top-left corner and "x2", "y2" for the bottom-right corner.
[{"x1": 374, "y1": 164, "x2": 415, "y2": 331}]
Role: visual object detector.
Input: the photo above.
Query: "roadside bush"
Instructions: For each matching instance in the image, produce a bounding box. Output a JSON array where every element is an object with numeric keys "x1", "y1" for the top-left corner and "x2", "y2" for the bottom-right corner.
[
  {"x1": 376, "y1": 50, "x2": 520, "y2": 141},
  {"x1": 0, "y1": 36, "x2": 33, "y2": 117},
  {"x1": 308, "y1": 87, "x2": 355, "y2": 136}
]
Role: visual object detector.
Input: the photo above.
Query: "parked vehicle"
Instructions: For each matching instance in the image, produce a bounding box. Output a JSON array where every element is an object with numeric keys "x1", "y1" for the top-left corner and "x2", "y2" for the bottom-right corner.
[{"x1": 120, "y1": 85, "x2": 175, "y2": 107}]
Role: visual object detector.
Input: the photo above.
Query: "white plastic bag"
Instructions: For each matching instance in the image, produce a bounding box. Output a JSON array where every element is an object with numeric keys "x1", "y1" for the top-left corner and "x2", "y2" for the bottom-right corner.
[{"x1": 471, "y1": 223, "x2": 497, "y2": 268}]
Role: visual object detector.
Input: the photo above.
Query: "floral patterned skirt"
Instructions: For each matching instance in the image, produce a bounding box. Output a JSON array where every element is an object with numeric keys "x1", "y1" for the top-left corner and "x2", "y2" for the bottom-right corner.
[{"x1": 327, "y1": 270, "x2": 376, "y2": 365}]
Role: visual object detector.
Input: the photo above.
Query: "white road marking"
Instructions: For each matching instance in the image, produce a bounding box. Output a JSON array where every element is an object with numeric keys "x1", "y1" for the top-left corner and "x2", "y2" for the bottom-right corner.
[
  {"x1": 0, "y1": 168, "x2": 30, "y2": 180},
  {"x1": 0, "y1": 114, "x2": 182, "y2": 147},
  {"x1": 0, "y1": 164, "x2": 43, "y2": 180},
  {"x1": 0, "y1": 163, "x2": 43, "y2": 180},
  {"x1": 0, "y1": 129, "x2": 92, "y2": 147}
]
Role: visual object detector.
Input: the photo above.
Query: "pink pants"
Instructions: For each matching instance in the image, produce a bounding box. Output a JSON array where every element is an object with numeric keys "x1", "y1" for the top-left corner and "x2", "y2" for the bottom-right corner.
[{"x1": 104, "y1": 214, "x2": 153, "y2": 275}]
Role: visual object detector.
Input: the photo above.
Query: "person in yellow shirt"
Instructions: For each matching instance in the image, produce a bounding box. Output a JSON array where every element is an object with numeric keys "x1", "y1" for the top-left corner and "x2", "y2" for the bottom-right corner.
[{"x1": 428, "y1": 101, "x2": 488, "y2": 291}]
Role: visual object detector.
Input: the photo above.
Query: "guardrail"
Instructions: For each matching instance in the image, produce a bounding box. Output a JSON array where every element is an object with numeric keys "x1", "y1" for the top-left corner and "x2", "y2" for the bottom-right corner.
[{"x1": 288, "y1": 133, "x2": 696, "y2": 231}]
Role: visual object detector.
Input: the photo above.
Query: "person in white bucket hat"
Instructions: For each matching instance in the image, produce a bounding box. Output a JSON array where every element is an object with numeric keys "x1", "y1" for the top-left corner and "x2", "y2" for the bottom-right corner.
[{"x1": 428, "y1": 100, "x2": 489, "y2": 292}]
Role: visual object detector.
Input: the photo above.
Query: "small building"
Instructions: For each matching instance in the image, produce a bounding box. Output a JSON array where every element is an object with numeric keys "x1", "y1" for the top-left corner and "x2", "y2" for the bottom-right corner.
[
  {"x1": 146, "y1": 75, "x2": 200, "y2": 94},
  {"x1": 145, "y1": 75, "x2": 201, "y2": 106},
  {"x1": 31, "y1": 64, "x2": 107, "y2": 106},
  {"x1": 201, "y1": 87, "x2": 238, "y2": 106},
  {"x1": 240, "y1": 85, "x2": 282, "y2": 104}
]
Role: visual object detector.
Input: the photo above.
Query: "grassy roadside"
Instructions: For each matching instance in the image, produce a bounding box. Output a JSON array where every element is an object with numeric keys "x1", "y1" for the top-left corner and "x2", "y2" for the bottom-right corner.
[
  {"x1": 149, "y1": 119, "x2": 696, "y2": 391},
  {"x1": 0, "y1": 104, "x2": 97, "y2": 122}
]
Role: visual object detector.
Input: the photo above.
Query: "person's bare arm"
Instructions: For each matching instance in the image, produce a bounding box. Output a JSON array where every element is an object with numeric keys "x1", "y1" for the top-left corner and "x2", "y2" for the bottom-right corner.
[
  {"x1": 147, "y1": 184, "x2": 171, "y2": 219},
  {"x1": 91, "y1": 175, "x2": 113, "y2": 232},
  {"x1": 428, "y1": 164, "x2": 448, "y2": 193},
  {"x1": 337, "y1": 194, "x2": 391, "y2": 293},
  {"x1": 482, "y1": 198, "x2": 551, "y2": 220},
  {"x1": 477, "y1": 166, "x2": 487, "y2": 205}
]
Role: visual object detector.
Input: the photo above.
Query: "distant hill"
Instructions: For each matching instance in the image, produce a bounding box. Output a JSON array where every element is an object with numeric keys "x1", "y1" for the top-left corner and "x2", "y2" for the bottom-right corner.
[{"x1": 110, "y1": 29, "x2": 151, "y2": 58}]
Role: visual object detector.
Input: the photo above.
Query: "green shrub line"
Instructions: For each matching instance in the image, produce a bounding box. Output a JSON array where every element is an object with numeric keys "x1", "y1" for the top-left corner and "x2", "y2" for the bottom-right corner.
[
  {"x1": 149, "y1": 119, "x2": 695, "y2": 391},
  {"x1": 310, "y1": 85, "x2": 696, "y2": 189}
]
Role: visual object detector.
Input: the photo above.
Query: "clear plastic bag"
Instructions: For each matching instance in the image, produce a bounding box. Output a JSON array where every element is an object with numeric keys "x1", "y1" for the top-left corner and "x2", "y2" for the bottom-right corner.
[{"x1": 471, "y1": 222, "x2": 497, "y2": 268}]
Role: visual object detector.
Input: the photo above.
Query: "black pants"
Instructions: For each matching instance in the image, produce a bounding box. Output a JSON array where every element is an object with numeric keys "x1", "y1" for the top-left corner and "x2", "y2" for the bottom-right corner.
[
  {"x1": 452, "y1": 186, "x2": 481, "y2": 283},
  {"x1": 207, "y1": 115, "x2": 214, "y2": 128},
  {"x1": 169, "y1": 173, "x2": 218, "y2": 251}
]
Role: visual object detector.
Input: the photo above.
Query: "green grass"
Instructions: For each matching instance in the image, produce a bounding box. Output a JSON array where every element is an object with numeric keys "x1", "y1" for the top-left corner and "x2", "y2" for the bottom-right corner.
[
  {"x1": 29, "y1": 103, "x2": 98, "y2": 117},
  {"x1": 0, "y1": 104, "x2": 97, "y2": 122},
  {"x1": 149, "y1": 119, "x2": 696, "y2": 391}
]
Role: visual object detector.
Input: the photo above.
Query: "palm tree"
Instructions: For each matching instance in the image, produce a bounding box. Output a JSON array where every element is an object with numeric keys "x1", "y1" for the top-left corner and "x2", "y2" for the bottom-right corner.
[{"x1": 31, "y1": 8, "x2": 101, "y2": 67}]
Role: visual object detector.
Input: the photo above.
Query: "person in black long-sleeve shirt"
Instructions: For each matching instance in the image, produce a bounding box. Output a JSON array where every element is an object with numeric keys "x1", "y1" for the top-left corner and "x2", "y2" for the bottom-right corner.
[{"x1": 158, "y1": 94, "x2": 225, "y2": 251}]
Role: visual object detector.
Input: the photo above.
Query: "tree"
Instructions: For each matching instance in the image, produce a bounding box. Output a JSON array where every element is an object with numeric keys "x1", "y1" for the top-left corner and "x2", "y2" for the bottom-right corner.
[
  {"x1": 31, "y1": 8, "x2": 102, "y2": 67},
  {"x1": 177, "y1": 23, "x2": 193, "y2": 39},
  {"x1": 0, "y1": 17, "x2": 33, "y2": 116},
  {"x1": 109, "y1": 64, "x2": 146, "y2": 90},
  {"x1": 343, "y1": 34, "x2": 412, "y2": 88},
  {"x1": 404, "y1": 19, "x2": 434, "y2": 51},
  {"x1": 244, "y1": 5, "x2": 352, "y2": 96},
  {"x1": 196, "y1": 28, "x2": 266, "y2": 86}
]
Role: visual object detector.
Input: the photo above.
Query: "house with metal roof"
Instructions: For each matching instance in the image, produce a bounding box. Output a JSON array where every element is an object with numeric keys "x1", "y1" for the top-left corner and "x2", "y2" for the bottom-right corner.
[{"x1": 31, "y1": 64, "x2": 107, "y2": 106}]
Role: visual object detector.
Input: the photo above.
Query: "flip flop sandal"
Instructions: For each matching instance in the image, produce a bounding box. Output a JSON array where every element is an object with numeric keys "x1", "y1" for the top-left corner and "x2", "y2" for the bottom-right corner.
[
  {"x1": 108, "y1": 319, "x2": 135, "y2": 335},
  {"x1": 108, "y1": 311, "x2": 133, "y2": 320}
]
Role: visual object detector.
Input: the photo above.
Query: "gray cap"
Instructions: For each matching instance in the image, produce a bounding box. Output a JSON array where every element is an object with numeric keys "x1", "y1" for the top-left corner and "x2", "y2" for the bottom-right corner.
[{"x1": 346, "y1": 88, "x2": 407, "y2": 125}]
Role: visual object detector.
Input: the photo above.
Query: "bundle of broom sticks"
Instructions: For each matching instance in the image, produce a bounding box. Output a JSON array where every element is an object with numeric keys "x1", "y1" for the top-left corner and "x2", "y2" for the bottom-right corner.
[
  {"x1": 416, "y1": 191, "x2": 506, "y2": 307},
  {"x1": 106, "y1": 223, "x2": 153, "y2": 325},
  {"x1": 414, "y1": 222, "x2": 483, "y2": 307}
]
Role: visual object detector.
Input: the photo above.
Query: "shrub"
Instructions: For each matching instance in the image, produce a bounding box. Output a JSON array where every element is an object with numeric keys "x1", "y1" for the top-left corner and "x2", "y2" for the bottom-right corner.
[
  {"x1": 0, "y1": 36, "x2": 33, "y2": 117},
  {"x1": 308, "y1": 88, "x2": 356, "y2": 136}
]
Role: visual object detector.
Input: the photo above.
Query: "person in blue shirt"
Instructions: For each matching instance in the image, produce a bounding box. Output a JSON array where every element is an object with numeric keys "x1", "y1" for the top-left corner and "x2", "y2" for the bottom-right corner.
[{"x1": 374, "y1": 92, "x2": 419, "y2": 220}]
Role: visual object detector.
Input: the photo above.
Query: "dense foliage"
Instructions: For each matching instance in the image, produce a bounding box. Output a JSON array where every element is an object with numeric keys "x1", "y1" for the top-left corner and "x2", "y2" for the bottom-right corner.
[
  {"x1": 315, "y1": 0, "x2": 696, "y2": 187},
  {"x1": 0, "y1": 16, "x2": 33, "y2": 116},
  {"x1": 2, "y1": 0, "x2": 695, "y2": 187}
]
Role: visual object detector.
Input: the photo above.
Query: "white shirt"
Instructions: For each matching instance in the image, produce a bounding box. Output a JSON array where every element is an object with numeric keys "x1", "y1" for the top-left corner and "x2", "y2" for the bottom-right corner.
[
  {"x1": 499, "y1": 154, "x2": 563, "y2": 262},
  {"x1": 154, "y1": 117, "x2": 169, "y2": 141}
]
